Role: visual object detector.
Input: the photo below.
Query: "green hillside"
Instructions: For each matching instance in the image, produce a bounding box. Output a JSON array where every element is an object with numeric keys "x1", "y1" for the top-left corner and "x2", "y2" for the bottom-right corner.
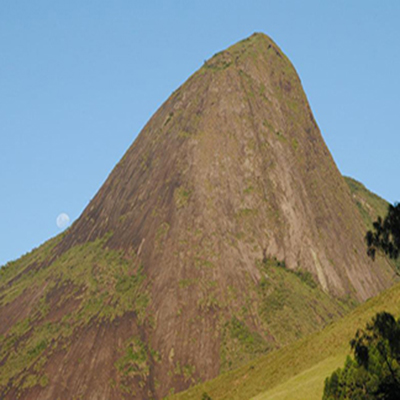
[
  {"x1": 344, "y1": 176, "x2": 389, "y2": 229},
  {"x1": 344, "y1": 176, "x2": 400, "y2": 273}
]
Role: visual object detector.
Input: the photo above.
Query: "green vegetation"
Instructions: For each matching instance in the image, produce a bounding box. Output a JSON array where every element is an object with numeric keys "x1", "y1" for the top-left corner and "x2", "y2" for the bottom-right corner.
[
  {"x1": 114, "y1": 335, "x2": 159, "y2": 394},
  {"x1": 254, "y1": 257, "x2": 352, "y2": 347},
  {"x1": 262, "y1": 119, "x2": 274, "y2": 131},
  {"x1": 323, "y1": 312, "x2": 400, "y2": 399},
  {"x1": 178, "y1": 131, "x2": 193, "y2": 139},
  {"x1": 156, "y1": 221, "x2": 171, "y2": 248},
  {"x1": 168, "y1": 276, "x2": 400, "y2": 400},
  {"x1": 235, "y1": 208, "x2": 258, "y2": 218},
  {"x1": 220, "y1": 317, "x2": 270, "y2": 371},
  {"x1": 293, "y1": 269, "x2": 318, "y2": 288},
  {"x1": 179, "y1": 279, "x2": 198, "y2": 289},
  {"x1": 115, "y1": 337, "x2": 149, "y2": 377},
  {"x1": 174, "y1": 186, "x2": 192, "y2": 209},
  {"x1": 345, "y1": 176, "x2": 400, "y2": 273},
  {"x1": 0, "y1": 234, "x2": 150, "y2": 394},
  {"x1": 344, "y1": 176, "x2": 389, "y2": 229},
  {"x1": 204, "y1": 59, "x2": 232, "y2": 71},
  {"x1": 0, "y1": 234, "x2": 64, "y2": 304},
  {"x1": 366, "y1": 203, "x2": 400, "y2": 261},
  {"x1": 275, "y1": 130, "x2": 286, "y2": 142}
]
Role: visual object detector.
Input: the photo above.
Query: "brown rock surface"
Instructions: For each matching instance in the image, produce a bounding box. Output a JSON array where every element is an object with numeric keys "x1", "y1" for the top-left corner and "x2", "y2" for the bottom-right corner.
[{"x1": 0, "y1": 33, "x2": 394, "y2": 399}]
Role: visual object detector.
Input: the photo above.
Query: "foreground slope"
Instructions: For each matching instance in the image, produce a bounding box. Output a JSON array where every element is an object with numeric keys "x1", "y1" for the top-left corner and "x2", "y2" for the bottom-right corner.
[{"x1": 0, "y1": 34, "x2": 395, "y2": 399}]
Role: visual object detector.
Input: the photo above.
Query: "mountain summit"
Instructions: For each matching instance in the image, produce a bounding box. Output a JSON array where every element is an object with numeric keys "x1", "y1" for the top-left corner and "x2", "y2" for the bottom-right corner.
[{"x1": 0, "y1": 33, "x2": 394, "y2": 399}]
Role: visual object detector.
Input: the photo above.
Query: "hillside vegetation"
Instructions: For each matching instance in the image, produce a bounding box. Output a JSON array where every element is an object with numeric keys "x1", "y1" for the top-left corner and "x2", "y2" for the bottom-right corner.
[
  {"x1": 168, "y1": 272, "x2": 400, "y2": 400},
  {"x1": 344, "y1": 176, "x2": 390, "y2": 229}
]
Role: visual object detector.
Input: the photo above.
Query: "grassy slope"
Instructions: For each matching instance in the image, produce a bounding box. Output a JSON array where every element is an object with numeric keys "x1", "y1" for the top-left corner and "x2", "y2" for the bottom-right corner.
[
  {"x1": 344, "y1": 176, "x2": 389, "y2": 229},
  {"x1": 0, "y1": 233, "x2": 151, "y2": 394},
  {"x1": 168, "y1": 178, "x2": 397, "y2": 400}
]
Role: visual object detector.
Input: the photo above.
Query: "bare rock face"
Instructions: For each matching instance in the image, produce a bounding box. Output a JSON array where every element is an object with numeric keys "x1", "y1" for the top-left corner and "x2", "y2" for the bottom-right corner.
[{"x1": 0, "y1": 33, "x2": 394, "y2": 399}]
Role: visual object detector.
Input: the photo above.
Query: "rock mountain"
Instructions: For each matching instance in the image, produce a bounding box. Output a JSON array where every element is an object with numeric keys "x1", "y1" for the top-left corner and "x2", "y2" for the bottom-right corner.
[{"x1": 0, "y1": 33, "x2": 394, "y2": 399}]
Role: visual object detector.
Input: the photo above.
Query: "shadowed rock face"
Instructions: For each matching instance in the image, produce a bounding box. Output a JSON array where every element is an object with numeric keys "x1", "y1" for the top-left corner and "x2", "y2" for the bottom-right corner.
[{"x1": 0, "y1": 33, "x2": 395, "y2": 399}]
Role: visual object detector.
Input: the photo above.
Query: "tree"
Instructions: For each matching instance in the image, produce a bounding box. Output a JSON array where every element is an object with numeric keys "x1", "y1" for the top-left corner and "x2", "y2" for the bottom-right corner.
[
  {"x1": 366, "y1": 203, "x2": 400, "y2": 261},
  {"x1": 323, "y1": 312, "x2": 400, "y2": 399}
]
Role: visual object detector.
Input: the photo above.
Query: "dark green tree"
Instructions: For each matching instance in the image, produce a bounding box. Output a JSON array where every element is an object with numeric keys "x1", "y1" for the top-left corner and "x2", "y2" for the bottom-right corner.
[
  {"x1": 323, "y1": 312, "x2": 400, "y2": 400},
  {"x1": 366, "y1": 203, "x2": 400, "y2": 261}
]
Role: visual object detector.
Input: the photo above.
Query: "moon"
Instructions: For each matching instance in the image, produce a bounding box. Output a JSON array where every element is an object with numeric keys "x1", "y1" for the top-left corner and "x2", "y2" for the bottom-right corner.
[{"x1": 56, "y1": 213, "x2": 70, "y2": 229}]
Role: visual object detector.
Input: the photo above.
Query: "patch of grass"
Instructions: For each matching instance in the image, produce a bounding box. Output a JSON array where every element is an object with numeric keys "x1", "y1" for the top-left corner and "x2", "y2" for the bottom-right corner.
[
  {"x1": 179, "y1": 279, "x2": 197, "y2": 289},
  {"x1": 197, "y1": 294, "x2": 220, "y2": 312},
  {"x1": 256, "y1": 258, "x2": 351, "y2": 346},
  {"x1": 178, "y1": 131, "x2": 192, "y2": 139},
  {"x1": 156, "y1": 222, "x2": 170, "y2": 248},
  {"x1": 220, "y1": 317, "x2": 270, "y2": 372},
  {"x1": 275, "y1": 130, "x2": 286, "y2": 142},
  {"x1": 204, "y1": 60, "x2": 232, "y2": 71},
  {"x1": 115, "y1": 337, "x2": 149, "y2": 378},
  {"x1": 259, "y1": 83, "x2": 266, "y2": 96},
  {"x1": 114, "y1": 335, "x2": 159, "y2": 395},
  {"x1": 0, "y1": 235, "x2": 63, "y2": 306},
  {"x1": 262, "y1": 119, "x2": 274, "y2": 132},
  {"x1": 21, "y1": 372, "x2": 49, "y2": 390},
  {"x1": 235, "y1": 208, "x2": 258, "y2": 218},
  {"x1": 252, "y1": 355, "x2": 344, "y2": 400},
  {"x1": 194, "y1": 258, "x2": 215, "y2": 270},
  {"x1": 27, "y1": 339, "x2": 47, "y2": 359},
  {"x1": 183, "y1": 364, "x2": 196, "y2": 381},
  {"x1": 243, "y1": 186, "x2": 254, "y2": 194},
  {"x1": 174, "y1": 186, "x2": 192, "y2": 209},
  {"x1": 293, "y1": 269, "x2": 317, "y2": 289}
]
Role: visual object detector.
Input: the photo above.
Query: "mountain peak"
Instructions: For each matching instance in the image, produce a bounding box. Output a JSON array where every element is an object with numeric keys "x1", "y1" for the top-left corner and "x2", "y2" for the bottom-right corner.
[
  {"x1": 0, "y1": 34, "x2": 395, "y2": 400},
  {"x1": 203, "y1": 32, "x2": 284, "y2": 70}
]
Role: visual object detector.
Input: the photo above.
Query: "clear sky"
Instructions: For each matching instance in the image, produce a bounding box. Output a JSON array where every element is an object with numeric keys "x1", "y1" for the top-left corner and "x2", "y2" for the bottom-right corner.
[{"x1": 1, "y1": 1, "x2": 399, "y2": 266}]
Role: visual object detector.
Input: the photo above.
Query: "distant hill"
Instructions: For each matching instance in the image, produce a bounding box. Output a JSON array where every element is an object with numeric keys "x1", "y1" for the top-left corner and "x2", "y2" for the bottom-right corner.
[
  {"x1": 344, "y1": 176, "x2": 390, "y2": 229},
  {"x1": 0, "y1": 33, "x2": 396, "y2": 399}
]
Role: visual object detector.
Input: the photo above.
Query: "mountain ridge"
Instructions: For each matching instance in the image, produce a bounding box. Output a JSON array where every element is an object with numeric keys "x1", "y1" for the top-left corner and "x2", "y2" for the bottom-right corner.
[{"x1": 0, "y1": 33, "x2": 395, "y2": 399}]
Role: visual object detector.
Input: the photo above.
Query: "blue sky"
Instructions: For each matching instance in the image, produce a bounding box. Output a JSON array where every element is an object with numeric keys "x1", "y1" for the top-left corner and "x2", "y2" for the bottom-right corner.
[{"x1": 1, "y1": 1, "x2": 399, "y2": 266}]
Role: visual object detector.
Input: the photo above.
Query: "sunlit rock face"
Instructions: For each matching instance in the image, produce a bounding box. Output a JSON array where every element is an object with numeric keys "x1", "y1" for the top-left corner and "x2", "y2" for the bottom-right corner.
[{"x1": 0, "y1": 33, "x2": 394, "y2": 400}]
